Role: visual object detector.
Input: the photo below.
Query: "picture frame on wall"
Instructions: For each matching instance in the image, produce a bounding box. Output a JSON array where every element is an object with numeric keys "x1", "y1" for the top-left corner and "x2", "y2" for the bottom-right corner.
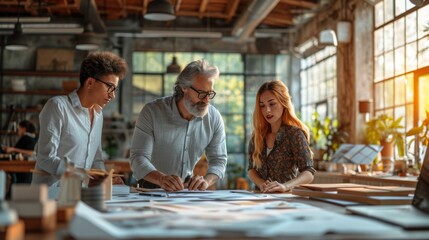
[{"x1": 36, "y1": 48, "x2": 74, "y2": 71}]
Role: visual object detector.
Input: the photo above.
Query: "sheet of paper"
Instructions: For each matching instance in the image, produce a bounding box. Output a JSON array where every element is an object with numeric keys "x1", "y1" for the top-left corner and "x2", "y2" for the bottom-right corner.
[{"x1": 69, "y1": 202, "x2": 217, "y2": 239}]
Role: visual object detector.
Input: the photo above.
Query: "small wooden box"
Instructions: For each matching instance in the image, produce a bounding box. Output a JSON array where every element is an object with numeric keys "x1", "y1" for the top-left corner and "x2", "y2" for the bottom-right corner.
[
  {"x1": 0, "y1": 220, "x2": 25, "y2": 240},
  {"x1": 57, "y1": 206, "x2": 75, "y2": 223},
  {"x1": 62, "y1": 80, "x2": 79, "y2": 91},
  {"x1": 21, "y1": 213, "x2": 56, "y2": 232}
]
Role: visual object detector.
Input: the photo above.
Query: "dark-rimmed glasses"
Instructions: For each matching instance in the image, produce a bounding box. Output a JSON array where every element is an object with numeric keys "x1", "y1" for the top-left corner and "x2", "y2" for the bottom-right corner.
[
  {"x1": 189, "y1": 86, "x2": 216, "y2": 99},
  {"x1": 93, "y1": 77, "x2": 118, "y2": 94}
]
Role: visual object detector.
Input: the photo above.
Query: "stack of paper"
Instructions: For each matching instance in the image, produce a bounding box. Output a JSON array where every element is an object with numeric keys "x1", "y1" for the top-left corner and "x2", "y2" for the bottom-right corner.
[
  {"x1": 292, "y1": 183, "x2": 414, "y2": 205},
  {"x1": 337, "y1": 186, "x2": 414, "y2": 196}
]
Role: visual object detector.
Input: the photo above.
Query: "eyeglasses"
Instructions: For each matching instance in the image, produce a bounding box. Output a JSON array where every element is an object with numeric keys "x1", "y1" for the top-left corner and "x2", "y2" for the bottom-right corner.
[
  {"x1": 93, "y1": 77, "x2": 118, "y2": 94},
  {"x1": 189, "y1": 86, "x2": 216, "y2": 99}
]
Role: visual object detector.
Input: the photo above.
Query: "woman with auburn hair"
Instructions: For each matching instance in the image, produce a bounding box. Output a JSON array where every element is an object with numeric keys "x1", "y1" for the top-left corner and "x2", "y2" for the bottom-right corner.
[{"x1": 248, "y1": 80, "x2": 315, "y2": 193}]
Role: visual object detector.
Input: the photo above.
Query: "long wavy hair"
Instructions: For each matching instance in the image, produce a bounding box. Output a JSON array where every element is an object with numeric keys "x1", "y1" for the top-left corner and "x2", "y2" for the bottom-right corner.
[{"x1": 251, "y1": 80, "x2": 310, "y2": 168}]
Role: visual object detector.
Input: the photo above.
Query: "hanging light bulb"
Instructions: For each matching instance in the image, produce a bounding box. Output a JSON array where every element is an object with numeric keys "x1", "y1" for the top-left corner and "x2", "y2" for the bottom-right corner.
[{"x1": 166, "y1": 56, "x2": 181, "y2": 73}]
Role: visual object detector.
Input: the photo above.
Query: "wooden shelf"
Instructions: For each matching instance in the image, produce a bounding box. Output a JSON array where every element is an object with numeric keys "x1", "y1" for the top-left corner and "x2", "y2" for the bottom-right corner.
[
  {"x1": 3, "y1": 70, "x2": 78, "y2": 78},
  {"x1": 0, "y1": 89, "x2": 69, "y2": 95},
  {"x1": 0, "y1": 160, "x2": 131, "y2": 173},
  {"x1": 0, "y1": 108, "x2": 41, "y2": 113},
  {"x1": 0, "y1": 130, "x2": 18, "y2": 135}
]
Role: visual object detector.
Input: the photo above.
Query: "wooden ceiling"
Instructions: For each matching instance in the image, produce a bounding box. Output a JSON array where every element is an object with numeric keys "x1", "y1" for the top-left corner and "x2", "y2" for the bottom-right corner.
[{"x1": 0, "y1": 0, "x2": 327, "y2": 40}]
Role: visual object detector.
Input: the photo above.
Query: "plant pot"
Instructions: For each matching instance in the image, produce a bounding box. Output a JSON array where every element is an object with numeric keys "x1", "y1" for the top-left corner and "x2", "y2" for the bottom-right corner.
[
  {"x1": 325, "y1": 162, "x2": 337, "y2": 172},
  {"x1": 394, "y1": 158, "x2": 407, "y2": 176},
  {"x1": 312, "y1": 148, "x2": 325, "y2": 162},
  {"x1": 380, "y1": 140, "x2": 394, "y2": 158},
  {"x1": 380, "y1": 140, "x2": 394, "y2": 174}
]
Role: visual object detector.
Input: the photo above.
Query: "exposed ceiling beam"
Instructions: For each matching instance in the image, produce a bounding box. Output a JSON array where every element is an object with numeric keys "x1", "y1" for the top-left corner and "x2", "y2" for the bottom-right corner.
[
  {"x1": 176, "y1": 11, "x2": 228, "y2": 19},
  {"x1": 231, "y1": 0, "x2": 280, "y2": 42},
  {"x1": 280, "y1": 0, "x2": 318, "y2": 9},
  {"x1": 199, "y1": 0, "x2": 209, "y2": 19},
  {"x1": 226, "y1": 0, "x2": 240, "y2": 22},
  {"x1": 143, "y1": 0, "x2": 148, "y2": 15},
  {"x1": 262, "y1": 13, "x2": 294, "y2": 26},
  {"x1": 80, "y1": 0, "x2": 106, "y2": 33},
  {"x1": 175, "y1": 0, "x2": 182, "y2": 12}
]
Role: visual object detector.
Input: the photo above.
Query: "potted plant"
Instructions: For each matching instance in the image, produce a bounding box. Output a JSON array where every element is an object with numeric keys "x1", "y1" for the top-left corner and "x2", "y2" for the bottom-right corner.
[
  {"x1": 226, "y1": 162, "x2": 245, "y2": 189},
  {"x1": 406, "y1": 110, "x2": 429, "y2": 170},
  {"x1": 322, "y1": 118, "x2": 349, "y2": 161},
  {"x1": 406, "y1": 110, "x2": 429, "y2": 146},
  {"x1": 308, "y1": 112, "x2": 326, "y2": 161},
  {"x1": 308, "y1": 113, "x2": 349, "y2": 171},
  {"x1": 364, "y1": 114, "x2": 405, "y2": 172}
]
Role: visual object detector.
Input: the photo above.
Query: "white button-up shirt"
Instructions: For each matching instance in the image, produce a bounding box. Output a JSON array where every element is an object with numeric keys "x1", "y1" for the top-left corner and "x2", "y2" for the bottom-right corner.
[{"x1": 32, "y1": 90, "x2": 105, "y2": 186}]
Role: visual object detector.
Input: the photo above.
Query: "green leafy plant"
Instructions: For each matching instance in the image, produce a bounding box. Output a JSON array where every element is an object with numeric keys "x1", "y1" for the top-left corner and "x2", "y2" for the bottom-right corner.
[
  {"x1": 322, "y1": 118, "x2": 349, "y2": 161},
  {"x1": 307, "y1": 112, "x2": 349, "y2": 161},
  {"x1": 308, "y1": 112, "x2": 325, "y2": 149},
  {"x1": 226, "y1": 162, "x2": 244, "y2": 189},
  {"x1": 406, "y1": 110, "x2": 429, "y2": 147},
  {"x1": 406, "y1": 110, "x2": 429, "y2": 170},
  {"x1": 104, "y1": 135, "x2": 119, "y2": 159},
  {"x1": 364, "y1": 114, "x2": 405, "y2": 157}
]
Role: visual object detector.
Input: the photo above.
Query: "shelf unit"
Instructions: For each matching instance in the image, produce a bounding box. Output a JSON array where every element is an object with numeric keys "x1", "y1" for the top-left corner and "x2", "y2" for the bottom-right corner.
[
  {"x1": 3, "y1": 70, "x2": 78, "y2": 78},
  {"x1": 0, "y1": 107, "x2": 41, "y2": 114},
  {"x1": 0, "y1": 70, "x2": 79, "y2": 141},
  {"x1": 0, "y1": 89, "x2": 70, "y2": 95}
]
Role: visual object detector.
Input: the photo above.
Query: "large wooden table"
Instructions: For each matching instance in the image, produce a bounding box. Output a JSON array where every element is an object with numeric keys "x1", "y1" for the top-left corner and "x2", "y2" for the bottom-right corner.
[
  {"x1": 0, "y1": 160, "x2": 131, "y2": 173},
  {"x1": 22, "y1": 192, "x2": 429, "y2": 240}
]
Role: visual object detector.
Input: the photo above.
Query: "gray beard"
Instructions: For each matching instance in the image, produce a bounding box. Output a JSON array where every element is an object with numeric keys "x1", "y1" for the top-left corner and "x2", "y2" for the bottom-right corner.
[{"x1": 184, "y1": 94, "x2": 208, "y2": 117}]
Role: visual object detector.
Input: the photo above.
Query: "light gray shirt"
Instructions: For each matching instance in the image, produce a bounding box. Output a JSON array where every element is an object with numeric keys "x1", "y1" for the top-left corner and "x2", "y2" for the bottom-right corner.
[
  {"x1": 130, "y1": 96, "x2": 227, "y2": 181},
  {"x1": 32, "y1": 90, "x2": 105, "y2": 186}
]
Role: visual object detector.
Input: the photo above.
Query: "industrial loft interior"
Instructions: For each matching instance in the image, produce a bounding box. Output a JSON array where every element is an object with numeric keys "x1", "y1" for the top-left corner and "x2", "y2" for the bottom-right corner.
[
  {"x1": 0, "y1": 0, "x2": 429, "y2": 239},
  {"x1": 0, "y1": 0, "x2": 361, "y2": 166},
  {"x1": 0, "y1": 0, "x2": 428, "y2": 181}
]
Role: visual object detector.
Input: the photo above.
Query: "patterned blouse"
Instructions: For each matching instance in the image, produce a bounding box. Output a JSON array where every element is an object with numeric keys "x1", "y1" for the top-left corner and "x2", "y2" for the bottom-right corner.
[{"x1": 248, "y1": 124, "x2": 316, "y2": 186}]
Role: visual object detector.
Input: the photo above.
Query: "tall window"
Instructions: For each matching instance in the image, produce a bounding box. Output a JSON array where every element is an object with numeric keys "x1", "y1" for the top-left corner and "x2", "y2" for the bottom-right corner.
[
  {"x1": 373, "y1": 1, "x2": 429, "y2": 134},
  {"x1": 299, "y1": 46, "x2": 337, "y2": 123}
]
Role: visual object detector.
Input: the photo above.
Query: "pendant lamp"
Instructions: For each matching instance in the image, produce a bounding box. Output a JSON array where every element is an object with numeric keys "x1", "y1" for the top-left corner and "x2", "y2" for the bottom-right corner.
[
  {"x1": 6, "y1": 23, "x2": 28, "y2": 51},
  {"x1": 5, "y1": 0, "x2": 28, "y2": 51},
  {"x1": 76, "y1": 0, "x2": 100, "y2": 51},
  {"x1": 166, "y1": 56, "x2": 181, "y2": 73},
  {"x1": 76, "y1": 23, "x2": 100, "y2": 50},
  {"x1": 144, "y1": 0, "x2": 176, "y2": 21},
  {"x1": 166, "y1": 38, "x2": 181, "y2": 73}
]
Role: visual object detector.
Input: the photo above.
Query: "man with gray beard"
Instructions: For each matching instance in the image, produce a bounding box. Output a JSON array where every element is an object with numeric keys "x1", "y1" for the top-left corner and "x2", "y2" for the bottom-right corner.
[{"x1": 130, "y1": 59, "x2": 227, "y2": 191}]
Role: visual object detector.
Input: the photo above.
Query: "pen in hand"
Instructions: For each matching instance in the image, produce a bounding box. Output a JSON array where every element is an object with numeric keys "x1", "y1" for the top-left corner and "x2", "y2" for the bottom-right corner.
[{"x1": 183, "y1": 175, "x2": 192, "y2": 188}]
